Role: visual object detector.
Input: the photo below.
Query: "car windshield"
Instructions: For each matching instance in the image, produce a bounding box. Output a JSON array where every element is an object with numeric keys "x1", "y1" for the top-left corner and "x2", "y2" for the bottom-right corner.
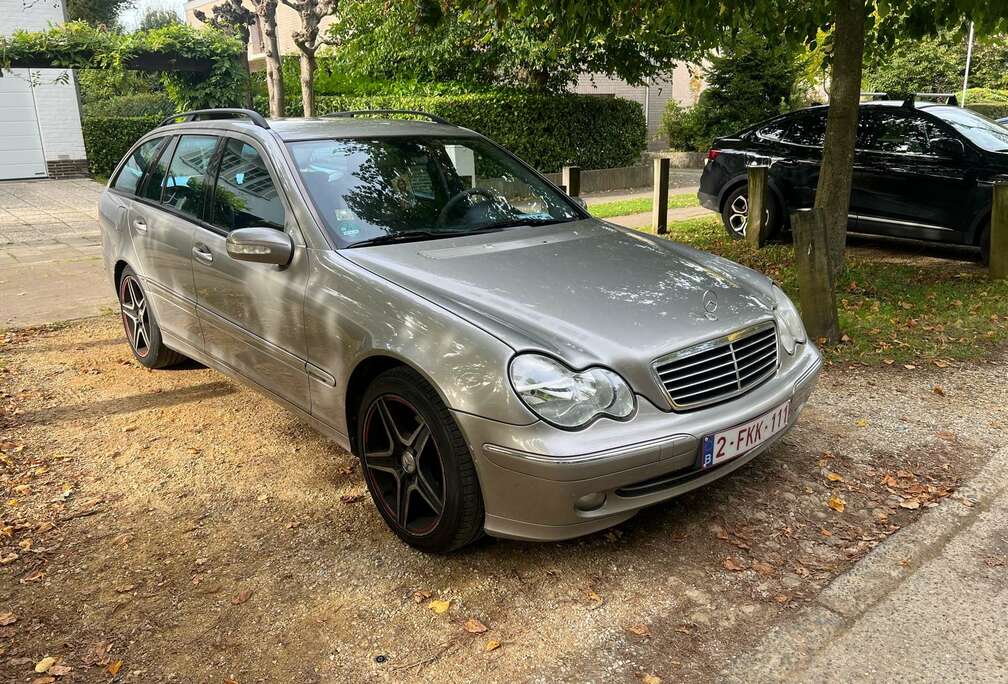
[
  {"x1": 287, "y1": 136, "x2": 582, "y2": 247},
  {"x1": 929, "y1": 106, "x2": 1008, "y2": 152}
]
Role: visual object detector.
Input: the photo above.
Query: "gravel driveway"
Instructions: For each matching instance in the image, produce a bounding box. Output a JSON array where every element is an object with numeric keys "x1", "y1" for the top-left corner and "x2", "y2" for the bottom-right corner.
[{"x1": 0, "y1": 317, "x2": 1003, "y2": 682}]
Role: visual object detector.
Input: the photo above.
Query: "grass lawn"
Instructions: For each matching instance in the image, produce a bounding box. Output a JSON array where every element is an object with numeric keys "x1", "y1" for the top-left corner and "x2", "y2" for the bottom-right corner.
[
  {"x1": 653, "y1": 215, "x2": 1008, "y2": 366},
  {"x1": 589, "y1": 192, "x2": 698, "y2": 219}
]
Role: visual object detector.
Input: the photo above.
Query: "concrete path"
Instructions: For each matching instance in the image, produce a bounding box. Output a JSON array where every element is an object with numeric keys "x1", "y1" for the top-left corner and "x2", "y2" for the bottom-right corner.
[
  {"x1": 725, "y1": 446, "x2": 1008, "y2": 682},
  {"x1": 0, "y1": 179, "x2": 113, "y2": 329},
  {"x1": 608, "y1": 206, "x2": 713, "y2": 230}
]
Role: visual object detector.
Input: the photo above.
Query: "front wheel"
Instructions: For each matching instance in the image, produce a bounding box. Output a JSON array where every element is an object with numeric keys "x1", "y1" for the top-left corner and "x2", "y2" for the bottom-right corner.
[
  {"x1": 720, "y1": 185, "x2": 781, "y2": 241},
  {"x1": 357, "y1": 367, "x2": 484, "y2": 553}
]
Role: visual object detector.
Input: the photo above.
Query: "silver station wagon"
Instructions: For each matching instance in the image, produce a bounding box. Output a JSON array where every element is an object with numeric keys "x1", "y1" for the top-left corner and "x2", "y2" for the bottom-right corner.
[{"x1": 99, "y1": 108, "x2": 822, "y2": 552}]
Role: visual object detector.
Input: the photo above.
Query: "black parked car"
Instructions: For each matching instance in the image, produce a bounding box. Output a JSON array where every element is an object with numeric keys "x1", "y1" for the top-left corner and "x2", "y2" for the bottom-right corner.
[{"x1": 698, "y1": 100, "x2": 1008, "y2": 263}]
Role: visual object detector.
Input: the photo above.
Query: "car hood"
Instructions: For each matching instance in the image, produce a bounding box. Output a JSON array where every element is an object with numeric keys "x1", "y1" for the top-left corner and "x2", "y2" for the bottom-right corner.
[{"x1": 340, "y1": 219, "x2": 776, "y2": 408}]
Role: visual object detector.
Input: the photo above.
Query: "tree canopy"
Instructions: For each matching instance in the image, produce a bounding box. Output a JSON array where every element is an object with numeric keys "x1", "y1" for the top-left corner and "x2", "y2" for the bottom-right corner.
[
  {"x1": 330, "y1": 1, "x2": 696, "y2": 92},
  {"x1": 65, "y1": 0, "x2": 133, "y2": 28}
]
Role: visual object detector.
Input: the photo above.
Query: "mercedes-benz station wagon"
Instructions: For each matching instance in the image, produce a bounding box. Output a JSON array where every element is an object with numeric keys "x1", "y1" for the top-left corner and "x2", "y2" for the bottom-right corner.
[{"x1": 99, "y1": 108, "x2": 821, "y2": 552}]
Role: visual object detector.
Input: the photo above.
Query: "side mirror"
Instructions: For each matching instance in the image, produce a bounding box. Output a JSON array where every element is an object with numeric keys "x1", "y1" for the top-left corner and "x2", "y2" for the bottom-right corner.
[
  {"x1": 226, "y1": 227, "x2": 293, "y2": 265},
  {"x1": 929, "y1": 137, "x2": 965, "y2": 159}
]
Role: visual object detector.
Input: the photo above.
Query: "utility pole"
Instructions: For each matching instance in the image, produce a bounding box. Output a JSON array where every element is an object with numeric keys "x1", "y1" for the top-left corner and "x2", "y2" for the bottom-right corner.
[{"x1": 961, "y1": 21, "x2": 974, "y2": 107}]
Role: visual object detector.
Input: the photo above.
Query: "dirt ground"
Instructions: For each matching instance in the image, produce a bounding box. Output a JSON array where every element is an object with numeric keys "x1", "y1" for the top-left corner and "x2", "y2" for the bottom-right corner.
[{"x1": 0, "y1": 316, "x2": 1004, "y2": 683}]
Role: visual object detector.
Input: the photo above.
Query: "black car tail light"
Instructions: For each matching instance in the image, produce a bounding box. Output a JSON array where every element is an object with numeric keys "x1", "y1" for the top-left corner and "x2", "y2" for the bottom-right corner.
[{"x1": 707, "y1": 149, "x2": 721, "y2": 161}]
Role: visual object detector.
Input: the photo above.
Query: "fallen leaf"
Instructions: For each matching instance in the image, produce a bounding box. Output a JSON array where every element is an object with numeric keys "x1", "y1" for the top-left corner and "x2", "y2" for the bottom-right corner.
[
  {"x1": 904, "y1": 364, "x2": 916, "y2": 370},
  {"x1": 463, "y1": 618, "x2": 488, "y2": 633},
  {"x1": 484, "y1": 639, "x2": 501, "y2": 652},
  {"x1": 48, "y1": 664, "x2": 72, "y2": 676},
  {"x1": 0, "y1": 552, "x2": 18, "y2": 565},
  {"x1": 820, "y1": 528, "x2": 833, "y2": 537},
  {"x1": 899, "y1": 499, "x2": 921, "y2": 510},
  {"x1": 932, "y1": 385, "x2": 945, "y2": 396},
  {"x1": 626, "y1": 623, "x2": 651, "y2": 637},
  {"x1": 412, "y1": 590, "x2": 431, "y2": 604},
  {"x1": 0, "y1": 611, "x2": 16, "y2": 625},
  {"x1": 107, "y1": 659, "x2": 123, "y2": 676},
  {"x1": 752, "y1": 560, "x2": 775, "y2": 576},
  {"x1": 35, "y1": 656, "x2": 56, "y2": 673},
  {"x1": 115, "y1": 584, "x2": 135, "y2": 593},
  {"x1": 231, "y1": 589, "x2": 253, "y2": 605},
  {"x1": 827, "y1": 495, "x2": 846, "y2": 513},
  {"x1": 642, "y1": 675, "x2": 662, "y2": 684},
  {"x1": 583, "y1": 587, "x2": 604, "y2": 606},
  {"x1": 773, "y1": 594, "x2": 790, "y2": 604},
  {"x1": 30, "y1": 678, "x2": 55, "y2": 684},
  {"x1": 855, "y1": 419, "x2": 867, "y2": 428},
  {"x1": 82, "y1": 641, "x2": 110, "y2": 667},
  {"x1": 825, "y1": 472, "x2": 843, "y2": 482},
  {"x1": 428, "y1": 599, "x2": 450, "y2": 614},
  {"x1": 723, "y1": 557, "x2": 745, "y2": 572},
  {"x1": 14, "y1": 484, "x2": 31, "y2": 495},
  {"x1": 340, "y1": 493, "x2": 363, "y2": 504},
  {"x1": 22, "y1": 569, "x2": 45, "y2": 583}
]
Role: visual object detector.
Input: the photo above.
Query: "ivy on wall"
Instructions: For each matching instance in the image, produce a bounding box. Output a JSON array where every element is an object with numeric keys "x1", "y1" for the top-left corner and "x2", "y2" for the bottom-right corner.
[{"x1": 0, "y1": 21, "x2": 245, "y2": 110}]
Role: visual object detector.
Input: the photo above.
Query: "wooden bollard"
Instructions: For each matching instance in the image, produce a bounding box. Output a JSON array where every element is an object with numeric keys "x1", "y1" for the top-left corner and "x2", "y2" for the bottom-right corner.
[
  {"x1": 791, "y1": 208, "x2": 841, "y2": 344},
  {"x1": 562, "y1": 165, "x2": 581, "y2": 197},
  {"x1": 652, "y1": 157, "x2": 670, "y2": 235},
  {"x1": 990, "y1": 181, "x2": 1008, "y2": 278},
  {"x1": 746, "y1": 165, "x2": 770, "y2": 248}
]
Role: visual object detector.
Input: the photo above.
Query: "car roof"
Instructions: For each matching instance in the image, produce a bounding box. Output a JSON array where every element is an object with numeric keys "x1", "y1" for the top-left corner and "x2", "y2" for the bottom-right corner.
[{"x1": 156, "y1": 117, "x2": 479, "y2": 141}]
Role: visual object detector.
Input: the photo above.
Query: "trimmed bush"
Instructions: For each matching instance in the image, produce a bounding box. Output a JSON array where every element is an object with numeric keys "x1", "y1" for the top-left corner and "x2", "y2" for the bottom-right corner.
[
  {"x1": 967, "y1": 102, "x2": 1008, "y2": 120},
  {"x1": 83, "y1": 93, "x2": 175, "y2": 119},
  {"x1": 82, "y1": 116, "x2": 160, "y2": 178},
  {"x1": 262, "y1": 91, "x2": 646, "y2": 172}
]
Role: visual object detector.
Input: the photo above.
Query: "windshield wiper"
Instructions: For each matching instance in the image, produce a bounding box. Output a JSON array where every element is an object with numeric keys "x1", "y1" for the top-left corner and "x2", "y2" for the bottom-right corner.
[
  {"x1": 466, "y1": 216, "x2": 574, "y2": 233},
  {"x1": 346, "y1": 231, "x2": 466, "y2": 248}
]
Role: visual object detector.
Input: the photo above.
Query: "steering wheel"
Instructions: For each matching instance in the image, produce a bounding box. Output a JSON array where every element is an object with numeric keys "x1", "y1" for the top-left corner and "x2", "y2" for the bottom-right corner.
[{"x1": 437, "y1": 187, "x2": 503, "y2": 226}]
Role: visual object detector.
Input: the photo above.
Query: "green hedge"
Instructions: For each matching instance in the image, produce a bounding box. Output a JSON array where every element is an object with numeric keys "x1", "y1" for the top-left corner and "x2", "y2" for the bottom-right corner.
[
  {"x1": 83, "y1": 93, "x2": 175, "y2": 119},
  {"x1": 967, "y1": 102, "x2": 1008, "y2": 120},
  {"x1": 82, "y1": 116, "x2": 160, "y2": 178},
  {"x1": 265, "y1": 92, "x2": 646, "y2": 172}
]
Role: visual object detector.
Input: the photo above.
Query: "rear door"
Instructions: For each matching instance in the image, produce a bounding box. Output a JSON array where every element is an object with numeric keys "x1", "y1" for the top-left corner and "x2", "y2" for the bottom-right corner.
[
  {"x1": 129, "y1": 134, "x2": 219, "y2": 350},
  {"x1": 192, "y1": 135, "x2": 310, "y2": 410},
  {"x1": 773, "y1": 110, "x2": 827, "y2": 210}
]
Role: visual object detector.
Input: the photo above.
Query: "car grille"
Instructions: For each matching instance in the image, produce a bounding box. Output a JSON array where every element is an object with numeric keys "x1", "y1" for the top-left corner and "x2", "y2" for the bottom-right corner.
[{"x1": 653, "y1": 321, "x2": 779, "y2": 410}]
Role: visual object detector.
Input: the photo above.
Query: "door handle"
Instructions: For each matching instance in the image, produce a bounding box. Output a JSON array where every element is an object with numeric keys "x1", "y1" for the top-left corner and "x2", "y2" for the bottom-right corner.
[
  {"x1": 192, "y1": 244, "x2": 214, "y2": 263},
  {"x1": 132, "y1": 217, "x2": 147, "y2": 233}
]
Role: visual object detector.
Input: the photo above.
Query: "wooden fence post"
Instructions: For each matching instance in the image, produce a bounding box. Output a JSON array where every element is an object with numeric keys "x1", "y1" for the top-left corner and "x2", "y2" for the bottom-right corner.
[
  {"x1": 652, "y1": 157, "x2": 670, "y2": 235},
  {"x1": 746, "y1": 165, "x2": 770, "y2": 248},
  {"x1": 990, "y1": 181, "x2": 1008, "y2": 279},
  {"x1": 791, "y1": 208, "x2": 841, "y2": 344},
  {"x1": 562, "y1": 165, "x2": 581, "y2": 197}
]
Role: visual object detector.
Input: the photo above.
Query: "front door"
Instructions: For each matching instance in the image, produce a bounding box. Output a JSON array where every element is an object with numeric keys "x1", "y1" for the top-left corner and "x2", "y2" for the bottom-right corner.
[
  {"x1": 852, "y1": 109, "x2": 973, "y2": 240},
  {"x1": 128, "y1": 134, "x2": 218, "y2": 349},
  {"x1": 191, "y1": 136, "x2": 310, "y2": 410}
]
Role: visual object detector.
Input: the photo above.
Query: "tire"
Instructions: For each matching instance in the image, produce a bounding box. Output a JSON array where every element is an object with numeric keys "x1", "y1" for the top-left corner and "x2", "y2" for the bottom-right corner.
[
  {"x1": 357, "y1": 366, "x2": 484, "y2": 553},
  {"x1": 979, "y1": 225, "x2": 990, "y2": 266},
  {"x1": 117, "y1": 266, "x2": 187, "y2": 369},
  {"x1": 720, "y1": 185, "x2": 781, "y2": 241}
]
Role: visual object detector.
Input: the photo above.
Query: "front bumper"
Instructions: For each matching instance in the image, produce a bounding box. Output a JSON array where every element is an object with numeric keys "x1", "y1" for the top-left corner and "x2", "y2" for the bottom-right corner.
[{"x1": 454, "y1": 342, "x2": 822, "y2": 542}]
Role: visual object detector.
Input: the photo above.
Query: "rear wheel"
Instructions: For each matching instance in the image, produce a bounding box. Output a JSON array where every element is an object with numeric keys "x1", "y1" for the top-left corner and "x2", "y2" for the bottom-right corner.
[
  {"x1": 357, "y1": 367, "x2": 484, "y2": 553},
  {"x1": 118, "y1": 266, "x2": 187, "y2": 369},
  {"x1": 720, "y1": 185, "x2": 781, "y2": 241}
]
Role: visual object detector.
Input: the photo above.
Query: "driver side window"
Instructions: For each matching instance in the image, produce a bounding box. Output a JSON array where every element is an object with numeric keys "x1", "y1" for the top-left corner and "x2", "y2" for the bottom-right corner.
[{"x1": 208, "y1": 138, "x2": 286, "y2": 233}]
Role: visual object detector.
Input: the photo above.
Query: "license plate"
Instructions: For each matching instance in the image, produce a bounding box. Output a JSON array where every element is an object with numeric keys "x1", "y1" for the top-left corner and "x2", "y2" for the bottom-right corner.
[{"x1": 701, "y1": 401, "x2": 790, "y2": 469}]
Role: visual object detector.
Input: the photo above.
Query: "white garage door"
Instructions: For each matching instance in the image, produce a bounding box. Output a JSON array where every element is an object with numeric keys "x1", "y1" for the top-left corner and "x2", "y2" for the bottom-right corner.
[{"x1": 0, "y1": 70, "x2": 48, "y2": 180}]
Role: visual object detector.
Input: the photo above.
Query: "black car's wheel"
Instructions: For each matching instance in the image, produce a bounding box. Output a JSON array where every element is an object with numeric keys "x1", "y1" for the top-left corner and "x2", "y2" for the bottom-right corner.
[
  {"x1": 358, "y1": 367, "x2": 484, "y2": 553},
  {"x1": 118, "y1": 266, "x2": 187, "y2": 369},
  {"x1": 720, "y1": 185, "x2": 781, "y2": 241}
]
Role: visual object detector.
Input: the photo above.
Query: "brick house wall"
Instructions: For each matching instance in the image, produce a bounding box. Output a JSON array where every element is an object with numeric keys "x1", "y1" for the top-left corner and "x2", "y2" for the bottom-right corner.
[{"x1": 0, "y1": 0, "x2": 89, "y2": 179}]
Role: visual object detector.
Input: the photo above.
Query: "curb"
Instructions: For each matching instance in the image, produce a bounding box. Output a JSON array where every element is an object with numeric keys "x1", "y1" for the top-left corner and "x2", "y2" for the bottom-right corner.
[{"x1": 722, "y1": 446, "x2": 1008, "y2": 682}]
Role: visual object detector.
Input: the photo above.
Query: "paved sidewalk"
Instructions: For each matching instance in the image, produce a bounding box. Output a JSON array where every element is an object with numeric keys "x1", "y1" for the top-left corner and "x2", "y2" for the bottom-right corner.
[
  {"x1": 0, "y1": 179, "x2": 114, "y2": 328},
  {"x1": 725, "y1": 447, "x2": 1008, "y2": 682}
]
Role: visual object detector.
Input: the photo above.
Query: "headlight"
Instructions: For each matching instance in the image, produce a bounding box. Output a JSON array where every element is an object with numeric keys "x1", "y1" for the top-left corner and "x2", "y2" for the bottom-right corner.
[
  {"x1": 509, "y1": 354, "x2": 635, "y2": 428},
  {"x1": 772, "y1": 284, "x2": 807, "y2": 354}
]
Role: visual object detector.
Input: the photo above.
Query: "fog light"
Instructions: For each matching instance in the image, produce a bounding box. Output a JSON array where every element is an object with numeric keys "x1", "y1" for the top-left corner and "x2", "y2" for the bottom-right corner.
[{"x1": 575, "y1": 492, "x2": 606, "y2": 511}]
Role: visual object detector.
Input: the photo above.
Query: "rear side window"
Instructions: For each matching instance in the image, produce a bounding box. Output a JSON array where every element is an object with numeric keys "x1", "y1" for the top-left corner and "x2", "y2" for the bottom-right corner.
[
  {"x1": 208, "y1": 138, "x2": 286, "y2": 232},
  {"x1": 161, "y1": 135, "x2": 219, "y2": 219},
  {"x1": 782, "y1": 112, "x2": 827, "y2": 147},
  {"x1": 112, "y1": 138, "x2": 164, "y2": 195}
]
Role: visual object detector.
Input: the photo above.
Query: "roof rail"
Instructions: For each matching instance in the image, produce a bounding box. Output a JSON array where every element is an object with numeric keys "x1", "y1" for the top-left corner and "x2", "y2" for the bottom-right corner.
[
  {"x1": 321, "y1": 109, "x2": 453, "y2": 126},
  {"x1": 158, "y1": 108, "x2": 270, "y2": 129},
  {"x1": 901, "y1": 92, "x2": 958, "y2": 108}
]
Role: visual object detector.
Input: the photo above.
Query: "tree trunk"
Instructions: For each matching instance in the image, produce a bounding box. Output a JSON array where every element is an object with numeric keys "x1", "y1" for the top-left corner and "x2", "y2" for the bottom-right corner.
[
  {"x1": 300, "y1": 51, "x2": 316, "y2": 117},
  {"x1": 814, "y1": 0, "x2": 866, "y2": 279},
  {"x1": 261, "y1": 3, "x2": 285, "y2": 117}
]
